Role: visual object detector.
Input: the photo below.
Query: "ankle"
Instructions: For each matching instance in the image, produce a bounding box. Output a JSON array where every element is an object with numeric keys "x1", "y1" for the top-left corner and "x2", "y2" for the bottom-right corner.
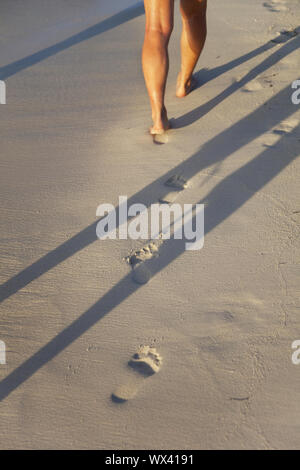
[
  {"x1": 178, "y1": 70, "x2": 191, "y2": 85},
  {"x1": 152, "y1": 105, "x2": 165, "y2": 121}
]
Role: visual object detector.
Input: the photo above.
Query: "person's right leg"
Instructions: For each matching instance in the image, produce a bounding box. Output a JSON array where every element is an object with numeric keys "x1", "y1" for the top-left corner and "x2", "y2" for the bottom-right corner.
[{"x1": 176, "y1": 0, "x2": 207, "y2": 98}]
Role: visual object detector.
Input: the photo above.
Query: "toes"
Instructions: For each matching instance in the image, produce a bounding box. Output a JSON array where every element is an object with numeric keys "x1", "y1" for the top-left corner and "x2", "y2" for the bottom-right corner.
[{"x1": 129, "y1": 346, "x2": 162, "y2": 375}]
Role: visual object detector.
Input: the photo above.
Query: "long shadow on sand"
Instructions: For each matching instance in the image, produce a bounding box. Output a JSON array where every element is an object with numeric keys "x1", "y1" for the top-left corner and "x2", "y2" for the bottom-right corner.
[
  {"x1": 191, "y1": 30, "x2": 298, "y2": 92},
  {"x1": 0, "y1": 79, "x2": 299, "y2": 401},
  {"x1": 173, "y1": 32, "x2": 299, "y2": 128},
  {"x1": 0, "y1": 2, "x2": 145, "y2": 81},
  {"x1": 0, "y1": 34, "x2": 299, "y2": 306}
]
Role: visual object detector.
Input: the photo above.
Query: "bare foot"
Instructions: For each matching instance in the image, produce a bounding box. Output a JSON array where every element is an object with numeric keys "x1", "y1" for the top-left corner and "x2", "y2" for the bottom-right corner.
[
  {"x1": 150, "y1": 106, "x2": 170, "y2": 135},
  {"x1": 176, "y1": 72, "x2": 194, "y2": 98}
]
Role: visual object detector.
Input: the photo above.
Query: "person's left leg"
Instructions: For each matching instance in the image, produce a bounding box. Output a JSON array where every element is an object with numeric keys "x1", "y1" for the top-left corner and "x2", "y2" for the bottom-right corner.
[{"x1": 142, "y1": 0, "x2": 175, "y2": 134}]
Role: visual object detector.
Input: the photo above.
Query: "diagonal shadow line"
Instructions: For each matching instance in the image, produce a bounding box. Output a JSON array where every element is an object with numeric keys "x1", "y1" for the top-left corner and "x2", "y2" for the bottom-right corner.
[
  {"x1": 173, "y1": 34, "x2": 300, "y2": 128},
  {"x1": 0, "y1": 71, "x2": 297, "y2": 306},
  {"x1": 192, "y1": 26, "x2": 299, "y2": 90},
  {"x1": 193, "y1": 41, "x2": 275, "y2": 88},
  {"x1": 0, "y1": 2, "x2": 145, "y2": 81},
  {"x1": 0, "y1": 114, "x2": 298, "y2": 401},
  {"x1": 193, "y1": 26, "x2": 300, "y2": 91}
]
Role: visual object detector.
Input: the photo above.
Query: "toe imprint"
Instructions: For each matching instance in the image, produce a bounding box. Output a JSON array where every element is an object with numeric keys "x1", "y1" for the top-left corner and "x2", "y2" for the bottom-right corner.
[
  {"x1": 129, "y1": 346, "x2": 162, "y2": 375},
  {"x1": 111, "y1": 346, "x2": 162, "y2": 403},
  {"x1": 165, "y1": 174, "x2": 188, "y2": 190},
  {"x1": 153, "y1": 133, "x2": 169, "y2": 145},
  {"x1": 126, "y1": 242, "x2": 159, "y2": 266}
]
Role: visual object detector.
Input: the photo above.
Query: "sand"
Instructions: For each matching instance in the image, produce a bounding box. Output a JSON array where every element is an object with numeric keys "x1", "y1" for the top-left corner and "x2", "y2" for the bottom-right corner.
[{"x1": 0, "y1": 0, "x2": 300, "y2": 450}]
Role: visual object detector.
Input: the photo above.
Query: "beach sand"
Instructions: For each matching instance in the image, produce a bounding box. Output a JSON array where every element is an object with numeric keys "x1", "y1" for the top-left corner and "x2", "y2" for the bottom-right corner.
[{"x1": 0, "y1": 0, "x2": 300, "y2": 449}]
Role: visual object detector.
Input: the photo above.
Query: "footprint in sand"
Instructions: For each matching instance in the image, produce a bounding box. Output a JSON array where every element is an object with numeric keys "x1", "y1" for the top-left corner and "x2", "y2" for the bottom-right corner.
[
  {"x1": 153, "y1": 122, "x2": 174, "y2": 145},
  {"x1": 112, "y1": 346, "x2": 162, "y2": 402},
  {"x1": 271, "y1": 28, "x2": 298, "y2": 43},
  {"x1": 159, "y1": 174, "x2": 189, "y2": 204},
  {"x1": 243, "y1": 74, "x2": 279, "y2": 92},
  {"x1": 261, "y1": 132, "x2": 281, "y2": 148},
  {"x1": 165, "y1": 174, "x2": 188, "y2": 190},
  {"x1": 153, "y1": 133, "x2": 169, "y2": 145},
  {"x1": 125, "y1": 242, "x2": 160, "y2": 285},
  {"x1": 125, "y1": 175, "x2": 189, "y2": 283},
  {"x1": 242, "y1": 80, "x2": 263, "y2": 92},
  {"x1": 264, "y1": 1, "x2": 288, "y2": 13},
  {"x1": 273, "y1": 118, "x2": 299, "y2": 135},
  {"x1": 126, "y1": 242, "x2": 159, "y2": 266}
]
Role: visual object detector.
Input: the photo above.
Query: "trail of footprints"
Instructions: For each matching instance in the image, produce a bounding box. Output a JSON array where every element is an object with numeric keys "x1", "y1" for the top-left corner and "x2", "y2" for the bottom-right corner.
[
  {"x1": 112, "y1": 2, "x2": 300, "y2": 399},
  {"x1": 124, "y1": 173, "x2": 189, "y2": 286},
  {"x1": 240, "y1": 1, "x2": 299, "y2": 92},
  {"x1": 113, "y1": 110, "x2": 299, "y2": 402},
  {"x1": 111, "y1": 175, "x2": 188, "y2": 402},
  {"x1": 126, "y1": 241, "x2": 160, "y2": 285},
  {"x1": 113, "y1": 108, "x2": 299, "y2": 401},
  {"x1": 237, "y1": 26, "x2": 298, "y2": 93}
]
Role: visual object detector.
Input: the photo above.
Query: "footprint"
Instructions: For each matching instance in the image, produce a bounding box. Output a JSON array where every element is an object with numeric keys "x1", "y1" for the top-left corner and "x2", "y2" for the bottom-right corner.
[
  {"x1": 125, "y1": 242, "x2": 160, "y2": 285},
  {"x1": 271, "y1": 29, "x2": 298, "y2": 43},
  {"x1": 132, "y1": 263, "x2": 151, "y2": 285},
  {"x1": 126, "y1": 242, "x2": 159, "y2": 266},
  {"x1": 264, "y1": 1, "x2": 288, "y2": 12},
  {"x1": 112, "y1": 346, "x2": 162, "y2": 402},
  {"x1": 164, "y1": 174, "x2": 188, "y2": 190},
  {"x1": 129, "y1": 346, "x2": 162, "y2": 374},
  {"x1": 273, "y1": 118, "x2": 299, "y2": 135},
  {"x1": 153, "y1": 133, "x2": 169, "y2": 145},
  {"x1": 242, "y1": 80, "x2": 263, "y2": 92},
  {"x1": 159, "y1": 174, "x2": 189, "y2": 204},
  {"x1": 152, "y1": 123, "x2": 173, "y2": 145},
  {"x1": 261, "y1": 132, "x2": 281, "y2": 147}
]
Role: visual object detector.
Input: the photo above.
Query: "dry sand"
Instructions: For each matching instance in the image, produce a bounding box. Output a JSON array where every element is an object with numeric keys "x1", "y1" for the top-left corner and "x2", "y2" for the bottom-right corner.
[{"x1": 0, "y1": 0, "x2": 300, "y2": 449}]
